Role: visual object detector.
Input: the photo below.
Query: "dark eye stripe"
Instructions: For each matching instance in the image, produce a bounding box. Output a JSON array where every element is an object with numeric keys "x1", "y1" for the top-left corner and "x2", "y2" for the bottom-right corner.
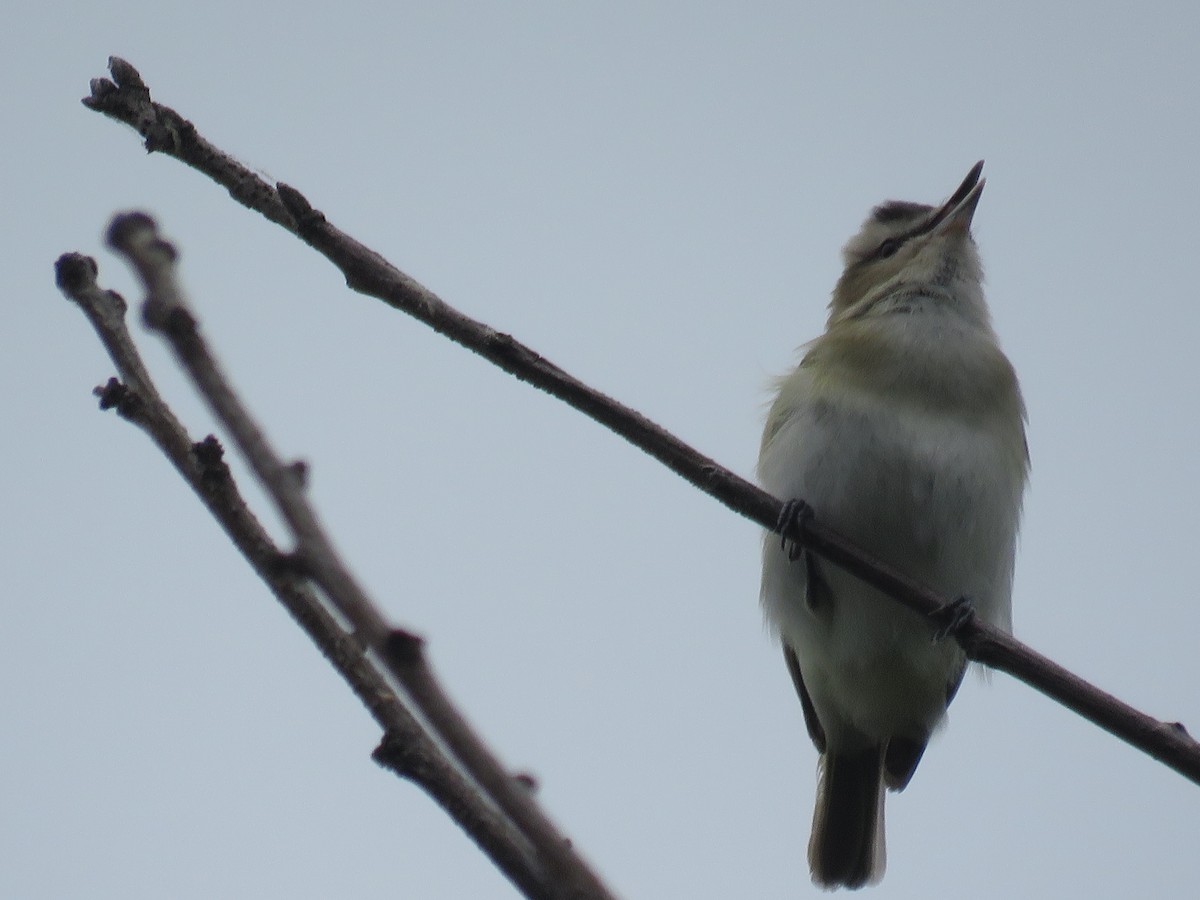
[{"x1": 876, "y1": 238, "x2": 901, "y2": 259}]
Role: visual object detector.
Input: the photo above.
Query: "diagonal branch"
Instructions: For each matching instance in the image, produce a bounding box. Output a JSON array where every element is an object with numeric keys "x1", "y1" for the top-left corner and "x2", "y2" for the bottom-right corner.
[
  {"x1": 96, "y1": 214, "x2": 614, "y2": 900},
  {"x1": 53, "y1": 252, "x2": 585, "y2": 900},
  {"x1": 80, "y1": 58, "x2": 1200, "y2": 786}
]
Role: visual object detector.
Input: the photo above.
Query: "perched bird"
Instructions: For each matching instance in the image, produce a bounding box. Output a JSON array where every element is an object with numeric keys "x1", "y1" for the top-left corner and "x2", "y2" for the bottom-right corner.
[{"x1": 757, "y1": 162, "x2": 1028, "y2": 889}]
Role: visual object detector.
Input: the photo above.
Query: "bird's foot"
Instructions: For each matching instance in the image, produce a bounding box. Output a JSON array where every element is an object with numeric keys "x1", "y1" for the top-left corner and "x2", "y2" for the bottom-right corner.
[{"x1": 776, "y1": 498, "x2": 814, "y2": 562}]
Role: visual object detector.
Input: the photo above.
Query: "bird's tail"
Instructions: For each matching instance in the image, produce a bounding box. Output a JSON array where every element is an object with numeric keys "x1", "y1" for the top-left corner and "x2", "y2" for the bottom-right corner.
[{"x1": 808, "y1": 746, "x2": 886, "y2": 889}]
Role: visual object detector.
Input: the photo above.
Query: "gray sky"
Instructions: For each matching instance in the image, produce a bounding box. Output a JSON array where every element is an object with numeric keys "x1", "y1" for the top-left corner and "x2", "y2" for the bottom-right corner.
[{"x1": 5, "y1": 3, "x2": 1199, "y2": 898}]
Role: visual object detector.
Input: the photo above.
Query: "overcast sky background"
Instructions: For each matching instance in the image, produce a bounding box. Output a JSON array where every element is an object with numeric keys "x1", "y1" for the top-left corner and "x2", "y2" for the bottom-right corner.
[{"x1": 5, "y1": 3, "x2": 1199, "y2": 898}]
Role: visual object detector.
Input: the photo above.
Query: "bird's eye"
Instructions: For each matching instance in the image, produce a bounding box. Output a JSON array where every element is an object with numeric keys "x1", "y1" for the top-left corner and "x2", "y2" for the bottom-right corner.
[{"x1": 876, "y1": 238, "x2": 901, "y2": 259}]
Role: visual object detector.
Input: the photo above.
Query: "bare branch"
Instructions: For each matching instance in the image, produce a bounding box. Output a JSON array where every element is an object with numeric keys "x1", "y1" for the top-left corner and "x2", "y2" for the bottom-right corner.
[
  {"x1": 79, "y1": 56, "x2": 1200, "y2": 787},
  {"x1": 53, "y1": 252, "x2": 564, "y2": 900},
  {"x1": 84, "y1": 58, "x2": 295, "y2": 231},
  {"x1": 75, "y1": 215, "x2": 616, "y2": 900}
]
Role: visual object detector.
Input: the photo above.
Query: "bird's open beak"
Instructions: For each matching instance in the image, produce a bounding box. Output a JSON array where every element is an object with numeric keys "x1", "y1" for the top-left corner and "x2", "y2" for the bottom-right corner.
[{"x1": 926, "y1": 161, "x2": 985, "y2": 235}]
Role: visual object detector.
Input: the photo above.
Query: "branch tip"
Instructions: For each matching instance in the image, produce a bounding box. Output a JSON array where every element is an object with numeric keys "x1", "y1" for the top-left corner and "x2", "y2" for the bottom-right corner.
[
  {"x1": 107, "y1": 56, "x2": 145, "y2": 91},
  {"x1": 106, "y1": 211, "x2": 160, "y2": 254},
  {"x1": 54, "y1": 253, "x2": 98, "y2": 293},
  {"x1": 83, "y1": 78, "x2": 117, "y2": 108}
]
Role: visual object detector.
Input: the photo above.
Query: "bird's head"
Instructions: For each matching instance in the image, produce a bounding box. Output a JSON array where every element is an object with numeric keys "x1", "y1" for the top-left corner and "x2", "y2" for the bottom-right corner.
[{"x1": 829, "y1": 161, "x2": 988, "y2": 326}]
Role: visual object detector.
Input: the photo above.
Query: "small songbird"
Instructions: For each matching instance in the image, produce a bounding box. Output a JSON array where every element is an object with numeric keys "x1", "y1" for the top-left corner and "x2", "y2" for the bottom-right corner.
[{"x1": 757, "y1": 162, "x2": 1028, "y2": 889}]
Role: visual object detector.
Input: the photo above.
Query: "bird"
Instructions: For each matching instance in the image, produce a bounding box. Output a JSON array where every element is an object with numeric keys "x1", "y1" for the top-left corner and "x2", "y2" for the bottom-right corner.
[{"x1": 757, "y1": 161, "x2": 1028, "y2": 889}]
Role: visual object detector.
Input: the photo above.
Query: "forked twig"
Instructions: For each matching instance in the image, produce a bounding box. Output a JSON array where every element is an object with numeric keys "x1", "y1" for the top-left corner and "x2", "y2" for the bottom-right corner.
[{"x1": 54, "y1": 248, "x2": 600, "y2": 900}]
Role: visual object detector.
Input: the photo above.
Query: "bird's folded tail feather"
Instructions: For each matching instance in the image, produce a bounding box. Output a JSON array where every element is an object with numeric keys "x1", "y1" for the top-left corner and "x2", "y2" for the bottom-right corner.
[{"x1": 809, "y1": 746, "x2": 886, "y2": 889}]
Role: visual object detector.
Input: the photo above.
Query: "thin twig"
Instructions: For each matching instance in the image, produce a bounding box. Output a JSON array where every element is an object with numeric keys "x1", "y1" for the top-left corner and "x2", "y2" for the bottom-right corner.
[
  {"x1": 54, "y1": 252, "x2": 554, "y2": 900},
  {"x1": 95, "y1": 216, "x2": 615, "y2": 900},
  {"x1": 79, "y1": 56, "x2": 1200, "y2": 786}
]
